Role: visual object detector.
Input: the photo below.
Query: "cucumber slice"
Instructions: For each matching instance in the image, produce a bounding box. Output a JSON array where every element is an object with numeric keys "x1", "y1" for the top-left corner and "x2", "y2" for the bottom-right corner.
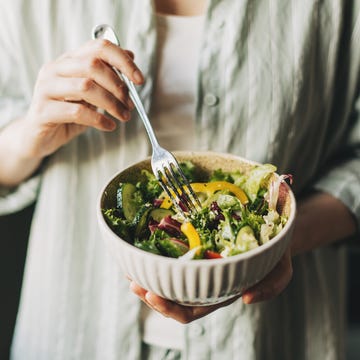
[
  {"x1": 235, "y1": 225, "x2": 259, "y2": 251},
  {"x1": 133, "y1": 204, "x2": 152, "y2": 239},
  {"x1": 158, "y1": 238, "x2": 189, "y2": 258},
  {"x1": 117, "y1": 183, "x2": 140, "y2": 221},
  {"x1": 149, "y1": 208, "x2": 175, "y2": 222}
]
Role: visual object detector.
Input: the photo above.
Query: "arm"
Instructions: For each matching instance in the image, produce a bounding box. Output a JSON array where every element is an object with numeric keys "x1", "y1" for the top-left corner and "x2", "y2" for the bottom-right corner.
[
  {"x1": 0, "y1": 117, "x2": 42, "y2": 187},
  {"x1": 290, "y1": 191, "x2": 357, "y2": 256}
]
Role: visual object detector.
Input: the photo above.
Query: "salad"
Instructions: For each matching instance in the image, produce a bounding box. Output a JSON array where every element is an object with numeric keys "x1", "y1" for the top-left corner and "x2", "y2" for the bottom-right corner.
[{"x1": 102, "y1": 161, "x2": 291, "y2": 260}]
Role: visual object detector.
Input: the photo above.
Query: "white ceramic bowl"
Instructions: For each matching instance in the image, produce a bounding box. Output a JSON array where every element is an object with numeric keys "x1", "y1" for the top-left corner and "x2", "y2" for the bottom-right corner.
[{"x1": 97, "y1": 151, "x2": 296, "y2": 306}]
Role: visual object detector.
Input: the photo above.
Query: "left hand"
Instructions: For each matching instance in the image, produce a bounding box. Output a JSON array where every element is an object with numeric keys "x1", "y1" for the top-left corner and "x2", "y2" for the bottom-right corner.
[{"x1": 129, "y1": 248, "x2": 293, "y2": 324}]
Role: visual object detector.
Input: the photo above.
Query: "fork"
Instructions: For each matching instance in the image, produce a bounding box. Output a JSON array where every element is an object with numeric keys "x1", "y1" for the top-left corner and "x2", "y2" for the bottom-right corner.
[{"x1": 92, "y1": 24, "x2": 201, "y2": 215}]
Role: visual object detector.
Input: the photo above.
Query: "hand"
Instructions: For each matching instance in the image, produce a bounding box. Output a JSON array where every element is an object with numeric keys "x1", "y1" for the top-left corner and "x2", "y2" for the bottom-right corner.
[
  {"x1": 241, "y1": 247, "x2": 293, "y2": 303},
  {"x1": 129, "y1": 249, "x2": 293, "y2": 324},
  {"x1": 19, "y1": 39, "x2": 144, "y2": 160},
  {"x1": 129, "y1": 280, "x2": 240, "y2": 324}
]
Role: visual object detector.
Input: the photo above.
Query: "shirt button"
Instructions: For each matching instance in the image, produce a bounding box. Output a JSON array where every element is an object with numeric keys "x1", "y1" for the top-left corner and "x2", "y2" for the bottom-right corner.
[
  {"x1": 189, "y1": 323, "x2": 205, "y2": 337},
  {"x1": 165, "y1": 350, "x2": 179, "y2": 360},
  {"x1": 204, "y1": 93, "x2": 219, "y2": 107},
  {"x1": 217, "y1": 18, "x2": 225, "y2": 29}
]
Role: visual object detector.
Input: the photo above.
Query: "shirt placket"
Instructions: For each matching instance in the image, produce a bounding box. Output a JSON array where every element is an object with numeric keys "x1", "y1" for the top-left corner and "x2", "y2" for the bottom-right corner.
[{"x1": 196, "y1": 0, "x2": 227, "y2": 152}]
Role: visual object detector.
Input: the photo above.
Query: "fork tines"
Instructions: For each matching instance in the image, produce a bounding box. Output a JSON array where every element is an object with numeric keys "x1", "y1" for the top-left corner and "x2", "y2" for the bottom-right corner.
[{"x1": 157, "y1": 163, "x2": 201, "y2": 216}]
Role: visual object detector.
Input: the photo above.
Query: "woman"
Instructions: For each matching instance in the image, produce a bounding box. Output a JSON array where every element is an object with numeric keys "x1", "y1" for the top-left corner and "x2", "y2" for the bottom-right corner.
[{"x1": 0, "y1": 0, "x2": 358, "y2": 359}]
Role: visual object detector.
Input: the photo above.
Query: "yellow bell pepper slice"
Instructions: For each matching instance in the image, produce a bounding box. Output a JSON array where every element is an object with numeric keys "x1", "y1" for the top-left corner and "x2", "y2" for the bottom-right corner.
[
  {"x1": 160, "y1": 196, "x2": 173, "y2": 209},
  {"x1": 181, "y1": 222, "x2": 201, "y2": 249},
  {"x1": 190, "y1": 181, "x2": 248, "y2": 204},
  {"x1": 160, "y1": 181, "x2": 248, "y2": 209}
]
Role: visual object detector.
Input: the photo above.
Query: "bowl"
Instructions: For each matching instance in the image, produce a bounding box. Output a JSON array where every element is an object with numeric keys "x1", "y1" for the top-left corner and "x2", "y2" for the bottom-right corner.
[{"x1": 97, "y1": 151, "x2": 296, "y2": 306}]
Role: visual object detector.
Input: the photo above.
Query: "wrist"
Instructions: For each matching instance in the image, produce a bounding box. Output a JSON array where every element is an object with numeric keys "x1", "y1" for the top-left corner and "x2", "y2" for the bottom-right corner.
[{"x1": 289, "y1": 191, "x2": 357, "y2": 256}]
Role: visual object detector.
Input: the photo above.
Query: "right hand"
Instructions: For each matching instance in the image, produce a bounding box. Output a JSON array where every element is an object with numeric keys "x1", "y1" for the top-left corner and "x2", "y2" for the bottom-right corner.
[{"x1": 20, "y1": 39, "x2": 144, "y2": 160}]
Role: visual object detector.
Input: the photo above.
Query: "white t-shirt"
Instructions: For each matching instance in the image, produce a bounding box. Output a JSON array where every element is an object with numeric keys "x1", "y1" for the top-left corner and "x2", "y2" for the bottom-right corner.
[
  {"x1": 141, "y1": 12, "x2": 205, "y2": 350},
  {"x1": 149, "y1": 13, "x2": 205, "y2": 151}
]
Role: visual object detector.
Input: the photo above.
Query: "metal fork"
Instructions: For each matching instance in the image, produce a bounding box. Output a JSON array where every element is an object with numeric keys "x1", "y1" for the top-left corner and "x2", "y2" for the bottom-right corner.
[{"x1": 92, "y1": 24, "x2": 201, "y2": 215}]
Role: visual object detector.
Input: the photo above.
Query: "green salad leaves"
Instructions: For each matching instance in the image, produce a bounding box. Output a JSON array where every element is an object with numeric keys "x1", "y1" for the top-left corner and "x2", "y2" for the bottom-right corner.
[{"x1": 102, "y1": 162, "x2": 290, "y2": 259}]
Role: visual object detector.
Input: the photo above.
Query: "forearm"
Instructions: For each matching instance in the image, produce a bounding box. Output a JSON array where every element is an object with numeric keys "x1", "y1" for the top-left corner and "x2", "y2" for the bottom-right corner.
[
  {"x1": 0, "y1": 118, "x2": 42, "y2": 187},
  {"x1": 290, "y1": 191, "x2": 357, "y2": 256}
]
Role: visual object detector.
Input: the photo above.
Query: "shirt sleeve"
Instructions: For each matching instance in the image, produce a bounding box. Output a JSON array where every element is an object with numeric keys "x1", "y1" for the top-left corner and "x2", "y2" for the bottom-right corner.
[
  {"x1": 0, "y1": 27, "x2": 41, "y2": 215},
  {"x1": 313, "y1": 95, "x2": 360, "y2": 231}
]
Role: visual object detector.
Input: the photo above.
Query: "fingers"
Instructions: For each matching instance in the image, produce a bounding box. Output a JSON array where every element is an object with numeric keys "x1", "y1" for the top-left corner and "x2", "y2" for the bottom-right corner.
[
  {"x1": 21, "y1": 41, "x2": 141, "y2": 159},
  {"x1": 38, "y1": 100, "x2": 117, "y2": 131},
  {"x1": 125, "y1": 50, "x2": 135, "y2": 60},
  {"x1": 53, "y1": 56, "x2": 134, "y2": 111},
  {"x1": 145, "y1": 292, "x2": 196, "y2": 324},
  {"x1": 95, "y1": 40, "x2": 144, "y2": 84},
  {"x1": 242, "y1": 249, "x2": 293, "y2": 304},
  {"x1": 40, "y1": 77, "x2": 131, "y2": 121},
  {"x1": 35, "y1": 40, "x2": 142, "y2": 125},
  {"x1": 130, "y1": 281, "x2": 194, "y2": 323},
  {"x1": 129, "y1": 250, "x2": 293, "y2": 324},
  {"x1": 129, "y1": 281, "x2": 241, "y2": 324},
  {"x1": 129, "y1": 281, "x2": 148, "y2": 301},
  {"x1": 72, "y1": 39, "x2": 144, "y2": 84}
]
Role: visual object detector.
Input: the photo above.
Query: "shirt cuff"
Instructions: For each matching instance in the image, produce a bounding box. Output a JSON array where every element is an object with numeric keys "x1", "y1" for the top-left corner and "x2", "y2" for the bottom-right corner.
[
  {"x1": 312, "y1": 159, "x2": 360, "y2": 231},
  {"x1": 0, "y1": 175, "x2": 40, "y2": 215}
]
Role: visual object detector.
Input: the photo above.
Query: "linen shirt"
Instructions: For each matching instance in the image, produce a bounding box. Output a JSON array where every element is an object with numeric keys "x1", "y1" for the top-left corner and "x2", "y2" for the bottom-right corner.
[{"x1": 0, "y1": 0, "x2": 359, "y2": 359}]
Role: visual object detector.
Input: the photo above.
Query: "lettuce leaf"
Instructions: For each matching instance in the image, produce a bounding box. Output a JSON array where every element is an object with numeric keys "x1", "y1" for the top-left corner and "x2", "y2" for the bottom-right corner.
[{"x1": 241, "y1": 164, "x2": 277, "y2": 202}]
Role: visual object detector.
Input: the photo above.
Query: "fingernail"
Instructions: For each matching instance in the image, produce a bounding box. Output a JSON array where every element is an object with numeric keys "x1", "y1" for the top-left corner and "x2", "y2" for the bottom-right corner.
[
  {"x1": 243, "y1": 289, "x2": 261, "y2": 304},
  {"x1": 133, "y1": 69, "x2": 144, "y2": 84},
  {"x1": 105, "y1": 120, "x2": 116, "y2": 130},
  {"x1": 145, "y1": 292, "x2": 156, "y2": 306},
  {"x1": 145, "y1": 292, "x2": 152, "y2": 303},
  {"x1": 242, "y1": 294, "x2": 252, "y2": 304},
  {"x1": 122, "y1": 110, "x2": 131, "y2": 120}
]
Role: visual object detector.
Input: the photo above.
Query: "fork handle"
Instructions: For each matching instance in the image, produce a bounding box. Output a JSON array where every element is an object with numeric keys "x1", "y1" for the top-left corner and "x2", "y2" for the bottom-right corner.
[{"x1": 115, "y1": 68, "x2": 160, "y2": 149}]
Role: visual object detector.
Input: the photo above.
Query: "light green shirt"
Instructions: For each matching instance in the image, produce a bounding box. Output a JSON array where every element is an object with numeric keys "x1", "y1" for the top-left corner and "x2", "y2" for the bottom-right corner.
[{"x1": 1, "y1": 0, "x2": 359, "y2": 359}]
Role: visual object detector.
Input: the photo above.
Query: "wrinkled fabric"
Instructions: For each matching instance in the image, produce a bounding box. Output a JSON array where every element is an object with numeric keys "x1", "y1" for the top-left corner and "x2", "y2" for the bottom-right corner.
[{"x1": 0, "y1": 0, "x2": 359, "y2": 359}]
